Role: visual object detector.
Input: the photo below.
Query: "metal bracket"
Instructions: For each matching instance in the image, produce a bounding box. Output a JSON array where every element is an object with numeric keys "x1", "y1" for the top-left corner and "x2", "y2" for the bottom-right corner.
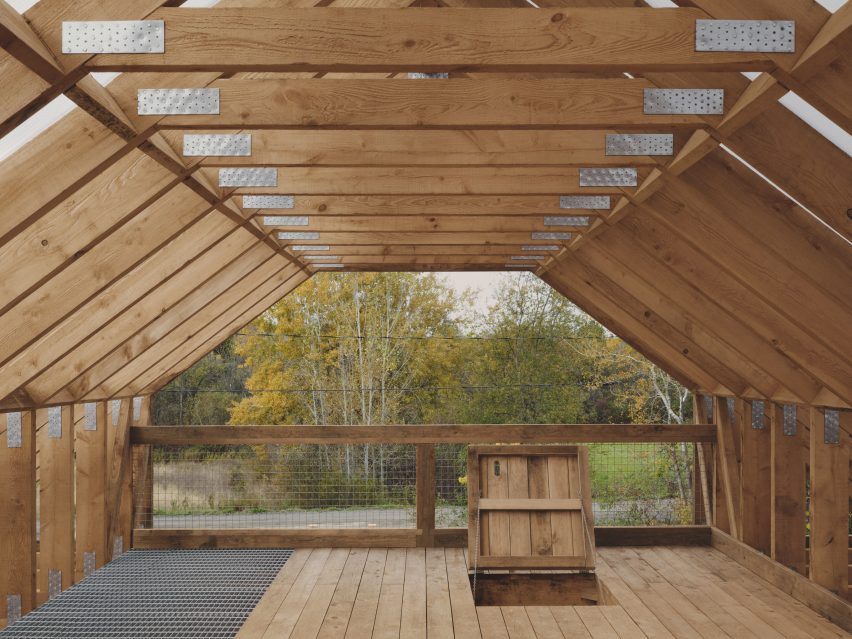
[
  {"x1": 559, "y1": 195, "x2": 611, "y2": 210},
  {"x1": 6, "y1": 412, "x2": 22, "y2": 448},
  {"x1": 6, "y1": 594, "x2": 21, "y2": 625},
  {"x1": 824, "y1": 409, "x2": 840, "y2": 445},
  {"x1": 62, "y1": 20, "x2": 164, "y2": 54},
  {"x1": 696, "y1": 20, "x2": 795, "y2": 53},
  {"x1": 644, "y1": 89, "x2": 724, "y2": 115},
  {"x1": 47, "y1": 406, "x2": 62, "y2": 439},
  {"x1": 263, "y1": 216, "x2": 309, "y2": 226},
  {"x1": 522, "y1": 245, "x2": 559, "y2": 251},
  {"x1": 579, "y1": 168, "x2": 637, "y2": 187},
  {"x1": 407, "y1": 72, "x2": 449, "y2": 79},
  {"x1": 182, "y1": 134, "x2": 251, "y2": 157},
  {"x1": 703, "y1": 395, "x2": 713, "y2": 422},
  {"x1": 84, "y1": 402, "x2": 97, "y2": 431},
  {"x1": 606, "y1": 134, "x2": 673, "y2": 156},
  {"x1": 278, "y1": 231, "x2": 320, "y2": 240},
  {"x1": 83, "y1": 552, "x2": 97, "y2": 578},
  {"x1": 544, "y1": 216, "x2": 590, "y2": 226},
  {"x1": 783, "y1": 405, "x2": 797, "y2": 436},
  {"x1": 531, "y1": 232, "x2": 571, "y2": 241},
  {"x1": 111, "y1": 400, "x2": 120, "y2": 426},
  {"x1": 751, "y1": 400, "x2": 765, "y2": 430},
  {"x1": 133, "y1": 397, "x2": 142, "y2": 422},
  {"x1": 113, "y1": 536, "x2": 124, "y2": 559},
  {"x1": 218, "y1": 168, "x2": 277, "y2": 188},
  {"x1": 726, "y1": 397, "x2": 736, "y2": 420},
  {"x1": 48, "y1": 569, "x2": 62, "y2": 599},
  {"x1": 511, "y1": 255, "x2": 544, "y2": 261},
  {"x1": 137, "y1": 88, "x2": 220, "y2": 116},
  {"x1": 243, "y1": 195, "x2": 295, "y2": 209},
  {"x1": 291, "y1": 245, "x2": 328, "y2": 251}
]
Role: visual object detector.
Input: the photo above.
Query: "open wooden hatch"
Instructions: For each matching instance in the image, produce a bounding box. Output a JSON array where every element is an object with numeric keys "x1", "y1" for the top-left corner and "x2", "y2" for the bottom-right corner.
[{"x1": 467, "y1": 445, "x2": 596, "y2": 571}]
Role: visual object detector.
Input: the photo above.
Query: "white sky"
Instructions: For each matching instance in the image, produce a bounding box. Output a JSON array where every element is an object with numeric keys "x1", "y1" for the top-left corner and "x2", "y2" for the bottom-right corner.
[{"x1": 1, "y1": 0, "x2": 848, "y2": 314}]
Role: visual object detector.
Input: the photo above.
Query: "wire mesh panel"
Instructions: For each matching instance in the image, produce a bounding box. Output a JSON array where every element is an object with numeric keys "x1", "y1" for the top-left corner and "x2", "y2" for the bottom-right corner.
[
  {"x1": 436, "y1": 444, "x2": 468, "y2": 528},
  {"x1": 0, "y1": 549, "x2": 290, "y2": 639},
  {"x1": 139, "y1": 444, "x2": 417, "y2": 529}
]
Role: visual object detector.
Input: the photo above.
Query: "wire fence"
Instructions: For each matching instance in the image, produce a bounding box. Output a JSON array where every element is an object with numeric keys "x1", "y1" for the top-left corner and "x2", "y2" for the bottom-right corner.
[{"x1": 137, "y1": 442, "x2": 694, "y2": 529}]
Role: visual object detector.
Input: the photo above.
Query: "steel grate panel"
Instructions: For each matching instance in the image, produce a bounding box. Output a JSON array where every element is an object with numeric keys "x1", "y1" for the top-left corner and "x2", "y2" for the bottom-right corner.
[
  {"x1": 644, "y1": 88, "x2": 724, "y2": 115},
  {"x1": 262, "y1": 216, "x2": 309, "y2": 226},
  {"x1": 62, "y1": 21, "x2": 164, "y2": 54},
  {"x1": 183, "y1": 134, "x2": 252, "y2": 157},
  {"x1": 606, "y1": 133, "x2": 673, "y2": 156},
  {"x1": 0, "y1": 550, "x2": 291, "y2": 638},
  {"x1": 218, "y1": 168, "x2": 277, "y2": 188},
  {"x1": 696, "y1": 20, "x2": 795, "y2": 53},
  {"x1": 579, "y1": 168, "x2": 637, "y2": 187},
  {"x1": 531, "y1": 232, "x2": 571, "y2": 240},
  {"x1": 559, "y1": 195, "x2": 611, "y2": 209},
  {"x1": 243, "y1": 195, "x2": 295, "y2": 209},
  {"x1": 544, "y1": 215, "x2": 590, "y2": 226},
  {"x1": 138, "y1": 89, "x2": 220, "y2": 116}
]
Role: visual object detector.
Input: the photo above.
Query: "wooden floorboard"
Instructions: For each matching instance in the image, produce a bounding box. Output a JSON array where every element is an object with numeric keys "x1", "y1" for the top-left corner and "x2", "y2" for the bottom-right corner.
[{"x1": 237, "y1": 546, "x2": 850, "y2": 638}]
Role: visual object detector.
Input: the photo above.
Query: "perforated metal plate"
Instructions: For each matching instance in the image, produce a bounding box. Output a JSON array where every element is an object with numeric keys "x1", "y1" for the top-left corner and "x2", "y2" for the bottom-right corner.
[
  {"x1": 6, "y1": 594, "x2": 21, "y2": 626},
  {"x1": 505, "y1": 264, "x2": 536, "y2": 268},
  {"x1": 751, "y1": 400, "x2": 765, "y2": 429},
  {"x1": 0, "y1": 549, "x2": 292, "y2": 639},
  {"x1": 407, "y1": 73, "x2": 449, "y2": 79},
  {"x1": 183, "y1": 134, "x2": 251, "y2": 157},
  {"x1": 48, "y1": 570, "x2": 62, "y2": 599},
  {"x1": 243, "y1": 195, "x2": 295, "y2": 209},
  {"x1": 62, "y1": 20, "x2": 164, "y2": 54},
  {"x1": 522, "y1": 245, "x2": 559, "y2": 251},
  {"x1": 579, "y1": 168, "x2": 637, "y2": 187},
  {"x1": 703, "y1": 395, "x2": 713, "y2": 421},
  {"x1": 783, "y1": 404, "x2": 797, "y2": 436},
  {"x1": 133, "y1": 397, "x2": 142, "y2": 422},
  {"x1": 544, "y1": 216, "x2": 590, "y2": 226},
  {"x1": 606, "y1": 134, "x2": 674, "y2": 156},
  {"x1": 263, "y1": 216, "x2": 309, "y2": 226},
  {"x1": 560, "y1": 195, "x2": 611, "y2": 209},
  {"x1": 824, "y1": 409, "x2": 840, "y2": 445},
  {"x1": 303, "y1": 255, "x2": 339, "y2": 260},
  {"x1": 313, "y1": 264, "x2": 345, "y2": 269},
  {"x1": 531, "y1": 232, "x2": 571, "y2": 240},
  {"x1": 726, "y1": 397, "x2": 736, "y2": 419},
  {"x1": 47, "y1": 406, "x2": 62, "y2": 439},
  {"x1": 137, "y1": 88, "x2": 220, "y2": 116},
  {"x1": 512, "y1": 255, "x2": 544, "y2": 260},
  {"x1": 6, "y1": 412, "x2": 21, "y2": 448},
  {"x1": 113, "y1": 536, "x2": 124, "y2": 559},
  {"x1": 696, "y1": 20, "x2": 795, "y2": 53},
  {"x1": 279, "y1": 231, "x2": 320, "y2": 240},
  {"x1": 111, "y1": 400, "x2": 120, "y2": 426},
  {"x1": 83, "y1": 552, "x2": 96, "y2": 578},
  {"x1": 84, "y1": 403, "x2": 97, "y2": 431},
  {"x1": 644, "y1": 89, "x2": 724, "y2": 115},
  {"x1": 219, "y1": 168, "x2": 277, "y2": 188},
  {"x1": 292, "y1": 245, "x2": 328, "y2": 251}
]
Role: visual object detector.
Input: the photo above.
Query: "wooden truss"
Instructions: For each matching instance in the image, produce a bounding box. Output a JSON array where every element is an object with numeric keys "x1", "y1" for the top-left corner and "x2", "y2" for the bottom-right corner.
[{"x1": 0, "y1": 0, "x2": 849, "y2": 415}]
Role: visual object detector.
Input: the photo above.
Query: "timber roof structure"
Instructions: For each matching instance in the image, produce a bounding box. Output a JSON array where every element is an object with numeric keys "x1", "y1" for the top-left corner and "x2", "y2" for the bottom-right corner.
[{"x1": 0, "y1": 0, "x2": 850, "y2": 411}]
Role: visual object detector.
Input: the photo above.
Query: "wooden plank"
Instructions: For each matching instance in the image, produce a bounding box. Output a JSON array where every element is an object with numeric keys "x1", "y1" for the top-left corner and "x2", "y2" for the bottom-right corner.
[
  {"x1": 37, "y1": 405, "x2": 75, "y2": 603},
  {"x1": 416, "y1": 444, "x2": 436, "y2": 547},
  {"x1": 373, "y1": 548, "x2": 406, "y2": 639},
  {"x1": 711, "y1": 528, "x2": 852, "y2": 633},
  {"x1": 157, "y1": 78, "x2": 713, "y2": 129},
  {"x1": 106, "y1": 399, "x2": 132, "y2": 560},
  {"x1": 400, "y1": 548, "x2": 427, "y2": 639},
  {"x1": 527, "y1": 456, "x2": 552, "y2": 557},
  {"x1": 445, "y1": 548, "x2": 481, "y2": 638},
  {"x1": 262, "y1": 547, "x2": 331, "y2": 639},
  {"x1": 131, "y1": 423, "x2": 717, "y2": 445},
  {"x1": 477, "y1": 608, "x2": 510, "y2": 639},
  {"x1": 424, "y1": 548, "x2": 454, "y2": 638},
  {"x1": 316, "y1": 548, "x2": 369, "y2": 639},
  {"x1": 500, "y1": 607, "x2": 536, "y2": 638},
  {"x1": 0, "y1": 410, "x2": 36, "y2": 622},
  {"x1": 290, "y1": 548, "x2": 349, "y2": 639},
  {"x1": 134, "y1": 528, "x2": 419, "y2": 550},
  {"x1": 73, "y1": 401, "x2": 108, "y2": 581},
  {"x1": 485, "y1": 454, "x2": 511, "y2": 558},
  {"x1": 479, "y1": 498, "x2": 581, "y2": 511},
  {"x1": 740, "y1": 399, "x2": 771, "y2": 555},
  {"x1": 770, "y1": 403, "x2": 808, "y2": 576},
  {"x1": 0, "y1": 0, "x2": 62, "y2": 82},
  {"x1": 713, "y1": 396, "x2": 741, "y2": 540},
  {"x1": 524, "y1": 607, "x2": 565, "y2": 639},
  {"x1": 594, "y1": 525, "x2": 711, "y2": 547},
  {"x1": 344, "y1": 547, "x2": 386, "y2": 638},
  {"x1": 809, "y1": 408, "x2": 850, "y2": 597},
  {"x1": 92, "y1": 7, "x2": 778, "y2": 73},
  {"x1": 476, "y1": 555, "x2": 591, "y2": 569},
  {"x1": 261, "y1": 214, "x2": 595, "y2": 233},
  {"x1": 506, "y1": 456, "x2": 531, "y2": 557}
]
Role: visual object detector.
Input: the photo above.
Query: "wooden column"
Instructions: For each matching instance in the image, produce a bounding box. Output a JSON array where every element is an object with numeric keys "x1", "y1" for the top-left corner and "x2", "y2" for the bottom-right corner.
[
  {"x1": 416, "y1": 444, "x2": 436, "y2": 547},
  {"x1": 692, "y1": 394, "x2": 714, "y2": 526},
  {"x1": 132, "y1": 396, "x2": 154, "y2": 533},
  {"x1": 74, "y1": 402, "x2": 108, "y2": 582},
  {"x1": 37, "y1": 405, "x2": 75, "y2": 604},
  {"x1": 0, "y1": 410, "x2": 36, "y2": 627},
  {"x1": 107, "y1": 399, "x2": 132, "y2": 560},
  {"x1": 809, "y1": 408, "x2": 850, "y2": 596},
  {"x1": 740, "y1": 399, "x2": 771, "y2": 555},
  {"x1": 770, "y1": 402, "x2": 807, "y2": 575},
  {"x1": 714, "y1": 396, "x2": 742, "y2": 540}
]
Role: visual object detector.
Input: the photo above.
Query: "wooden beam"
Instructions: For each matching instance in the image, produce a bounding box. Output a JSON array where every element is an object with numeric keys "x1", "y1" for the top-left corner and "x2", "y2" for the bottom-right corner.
[
  {"x1": 134, "y1": 528, "x2": 420, "y2": 550},
  {"x1": 0, "y1": 0, "x2": 63, "y2": 83},
  {"x1": 416, "y1": 444, "x2": 436, "y2": 546},
  {"x1": 809, "y1": 407, "x2": 850, "y2": 597},
  {"x1": 0, "y1": 410, "x2": 36, "y2": 624},
  {"x1": 155, "y1": 78, "x2": 716, "y2": 129},
  {"x1": 73, "y1": 401, "x2": 108, "y2": 582},
  {"x1": 770, "y1": 402, "x2": 807, "y2": 576},
  {"x1": 106, "y1": 399, "x2": 132, "y2": 560},
  {"x1": 36, "y1": 405, "x2": 74, "y2": 603},
  {"x1": 275, "y1": 232, "x2": 577, "y2": 246},
  {"x1": 713, "y1": 396, "x2": 741, "y2": 540},
  {"x1": 131, "y1": 397, "x2": 154, "y2": 531},
  {"x1": 740, "y1": 398, "x2": 771, "y2": 555},
  {"x1": 262, "y1": 215, "x2": 593, "y2": 233},
  {"x1": 131, "y1": 423, "x2": 716, "y2": 446}
]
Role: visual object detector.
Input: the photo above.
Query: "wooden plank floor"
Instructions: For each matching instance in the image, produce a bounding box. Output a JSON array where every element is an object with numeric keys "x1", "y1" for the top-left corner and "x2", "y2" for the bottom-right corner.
[{"x1": 237, "y1": 546, "x2": 850, "y2": 638}]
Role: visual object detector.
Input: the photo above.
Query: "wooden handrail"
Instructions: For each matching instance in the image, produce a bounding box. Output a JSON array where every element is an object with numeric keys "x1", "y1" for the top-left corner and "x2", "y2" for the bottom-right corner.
[{"x1": 130, "y1": 423, "x2": 715, "y2": 445}]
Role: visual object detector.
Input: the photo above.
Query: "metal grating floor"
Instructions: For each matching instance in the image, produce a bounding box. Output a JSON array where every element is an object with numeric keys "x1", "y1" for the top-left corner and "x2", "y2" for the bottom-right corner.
[{"x1": 0, "y1": 549, "x2": 292, "y2": 639}]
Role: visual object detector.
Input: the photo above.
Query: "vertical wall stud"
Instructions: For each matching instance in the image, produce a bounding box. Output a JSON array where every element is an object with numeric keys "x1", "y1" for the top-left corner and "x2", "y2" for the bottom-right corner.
[
  {"x1": 416, "y1": 444, "x2": 436, "y2": 547},
  {"x1": 770, "y1": 403, "x2": 807, "y2": 575},
  {"x1": 740, "y1": 399, "x2": 771, "y2": 554},
  {"x1": 74, "y1": 402, "x2": 108, "y2": 582}
]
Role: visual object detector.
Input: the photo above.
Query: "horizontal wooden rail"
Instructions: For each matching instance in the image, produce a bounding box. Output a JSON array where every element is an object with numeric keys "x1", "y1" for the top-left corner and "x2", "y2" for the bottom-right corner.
[
  {"x1": 478, "y1": 498, "x2": 581, "y2": 511},
  {"x1": 130, "y1": 423, "x2": 716, "y2": 445}
]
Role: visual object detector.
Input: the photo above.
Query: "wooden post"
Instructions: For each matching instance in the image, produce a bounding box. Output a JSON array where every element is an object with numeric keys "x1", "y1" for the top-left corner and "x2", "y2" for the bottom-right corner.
[
  {"x1": 809, "y1": 408, "x2": 849, "y2": 596},
  {"x1": 693, "y1": 394, "x2": 714, "y2": 527},
  {"x1": 770, "y1": 402, "x2": 807, "y2": 575},
  {"x1": 132, "y1": 396, "x2": 154, "y2": 533},
  {"x1": 416, "y1": 443, "x2": 436, "y2": 547},
  {"x1": 714, "y1": 396, "x2": 742, "y2": 540},
  {"x1": 107, "y1": 399, "x2": 132, "y2": 560},
  {"x1": 37, "y1": 405, "x2": 75, "y2": 604},
  {"x1": 740, "y1": 398, "x2": 771, "y2": 555},
  {"x1": 0, "y1": 410, "x2": 36, "y2": 627},
  {"x1": 74, "y1": 402, "x2": 108, "y2": 582}
]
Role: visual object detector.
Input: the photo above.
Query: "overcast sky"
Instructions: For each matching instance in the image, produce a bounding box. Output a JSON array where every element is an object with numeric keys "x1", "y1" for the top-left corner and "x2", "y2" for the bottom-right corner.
[{"x1": 2, "y1": 0, "x2": 848, "y2": 313}]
